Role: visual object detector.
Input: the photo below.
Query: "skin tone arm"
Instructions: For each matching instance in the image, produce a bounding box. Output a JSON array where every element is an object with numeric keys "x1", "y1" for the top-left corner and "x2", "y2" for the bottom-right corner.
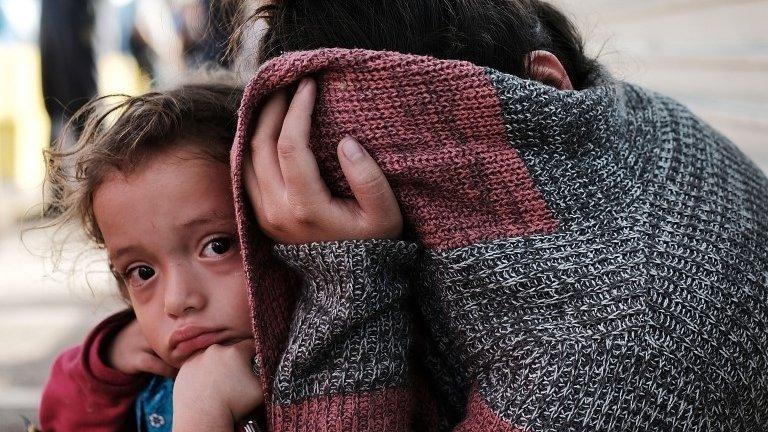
[{"x1": 171, "y1": 77, "x2": 403, "y2": 431}]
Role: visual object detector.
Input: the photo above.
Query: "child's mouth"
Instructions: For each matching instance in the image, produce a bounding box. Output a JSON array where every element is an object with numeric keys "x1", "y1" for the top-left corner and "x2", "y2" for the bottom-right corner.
[{"x1": 170, "y1": 326, "x2": 227, "y2": 358}]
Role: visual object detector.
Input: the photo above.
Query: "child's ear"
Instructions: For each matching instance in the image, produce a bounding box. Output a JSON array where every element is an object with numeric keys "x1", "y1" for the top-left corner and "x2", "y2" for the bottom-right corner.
[{"x1": 525, "y1": 50, "x2": 574, "y2": 90}]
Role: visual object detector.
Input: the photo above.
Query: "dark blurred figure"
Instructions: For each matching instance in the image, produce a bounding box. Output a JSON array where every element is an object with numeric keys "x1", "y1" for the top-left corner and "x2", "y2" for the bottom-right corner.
[
  {"x1": 128, "y1": 17, "x2": 155, "y2": 79},
  {"x1": 40, "y1": 0, "x2": 97, "y2": 215},
  {"x1": 39, "y1": 0, "x2": 97, "y2": 148},
  {"x1": 176, "y1": 0, "x2": 233, "y2": 67},
  {"x1": 128, "y1": 0, "x2": 232, "y2": 81}
]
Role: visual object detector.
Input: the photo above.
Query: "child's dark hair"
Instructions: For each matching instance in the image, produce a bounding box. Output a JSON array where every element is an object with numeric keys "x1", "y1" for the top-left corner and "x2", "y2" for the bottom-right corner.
[
  {"x1": 45, "y1": 71, "x2": 244, "y2": 297},
  {"x1": 233, "y1": 0, "x2": 600, "y2": 89}
]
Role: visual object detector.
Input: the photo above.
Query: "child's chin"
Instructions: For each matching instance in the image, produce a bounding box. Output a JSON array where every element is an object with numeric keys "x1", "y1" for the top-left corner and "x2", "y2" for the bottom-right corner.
[{"x1": 169, "y1": 350, "x2": 206, "y2": 369}]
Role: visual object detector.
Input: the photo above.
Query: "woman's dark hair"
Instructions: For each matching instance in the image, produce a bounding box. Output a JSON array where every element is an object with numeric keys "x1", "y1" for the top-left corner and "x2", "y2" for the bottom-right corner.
[{"x1": 234, "y1": 0, "x2": 600, "y2": 89}]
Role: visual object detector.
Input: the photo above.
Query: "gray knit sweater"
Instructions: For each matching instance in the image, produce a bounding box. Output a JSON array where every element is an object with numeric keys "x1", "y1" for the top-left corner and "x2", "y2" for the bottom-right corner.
[{"x1": 232, "y1": 49, "x2": 768, "y2": 432}]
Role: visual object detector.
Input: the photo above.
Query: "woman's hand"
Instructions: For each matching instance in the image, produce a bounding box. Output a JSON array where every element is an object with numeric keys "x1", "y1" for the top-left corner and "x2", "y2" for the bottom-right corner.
[
  {"x1": 172, "y1": 340, "x2": 262, "y2": 431},
  {"x1": 108, "y1": 319, "x2": 177, "y2": 377},
  {"x1": 244, "y1": 77, "x2": 403, "y2": 244}
]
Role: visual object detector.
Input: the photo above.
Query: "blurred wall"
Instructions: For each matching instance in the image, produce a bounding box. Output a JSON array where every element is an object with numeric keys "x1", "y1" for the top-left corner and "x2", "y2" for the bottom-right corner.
[
  {"x1": 0, "y1": 45, "x2": 48, "y2": 190},
  {"x1": 551, "y1": 0, "x2": 768, "y2": 172}
]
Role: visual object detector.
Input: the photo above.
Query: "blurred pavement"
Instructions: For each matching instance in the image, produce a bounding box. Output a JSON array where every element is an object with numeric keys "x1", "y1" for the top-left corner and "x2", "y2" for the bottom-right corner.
[{"x1": 0, "y1": 224, "x2": 122, "y2": 430}]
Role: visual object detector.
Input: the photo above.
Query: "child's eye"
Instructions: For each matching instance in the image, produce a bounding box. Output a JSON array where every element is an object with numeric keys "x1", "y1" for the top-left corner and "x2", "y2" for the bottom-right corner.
[
  {"x1": 124, "y1": 265, "x2": 155, "y2": 287},
  {"x1": 201, "y1": 236, "x2": 235, "y2": 258}
]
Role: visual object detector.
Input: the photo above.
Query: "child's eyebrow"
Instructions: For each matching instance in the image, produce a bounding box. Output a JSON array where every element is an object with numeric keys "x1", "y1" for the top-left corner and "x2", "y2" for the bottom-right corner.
[
  {"x1": 178, "y1": 210, "x2": 233, "y2": 231},
  {"x1": 110, "y1": 245, "x2": 141, "y2": 264}
]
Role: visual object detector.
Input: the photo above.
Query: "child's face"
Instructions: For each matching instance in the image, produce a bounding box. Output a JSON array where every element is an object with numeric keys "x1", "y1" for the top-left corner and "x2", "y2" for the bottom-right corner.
[{"x1": 93, "y1": 146, "x2": 252, "y2": 368}]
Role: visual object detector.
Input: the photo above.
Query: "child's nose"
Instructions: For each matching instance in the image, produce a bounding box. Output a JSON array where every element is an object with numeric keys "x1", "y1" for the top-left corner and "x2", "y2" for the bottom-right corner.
[{"x1": 163, "y1": 263, "x2": 207, "y2": 317}]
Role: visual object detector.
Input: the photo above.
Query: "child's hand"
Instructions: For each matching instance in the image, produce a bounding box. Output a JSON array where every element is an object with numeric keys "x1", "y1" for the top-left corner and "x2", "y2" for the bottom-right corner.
[
  {"x1": 172, "y1": 339, "x2": 262, "y2": 431},
  {"x1": 108, "y1": 319, "x2": 177, "y2": 377},
  {"x1": 244, "y1": 77, "x2": 403, "y2": 244}
]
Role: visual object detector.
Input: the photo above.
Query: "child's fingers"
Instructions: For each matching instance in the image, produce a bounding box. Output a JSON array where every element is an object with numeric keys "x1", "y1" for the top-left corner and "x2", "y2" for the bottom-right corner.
[
  {"x1": 277, "y1": 78, "x2": 331, "y2": 212},
  {"x1": 336, "y1": 136, "x2": 403, "y2": 235},
  {"x1": 251, "y1": 90, "x2": 289, "y2": 199},
  {"x1": 232, "y1": 338, "x2": 257, "y2": 357},
  {"x1": 139, "y1": 352, "x2": 178, "y2": 378}
]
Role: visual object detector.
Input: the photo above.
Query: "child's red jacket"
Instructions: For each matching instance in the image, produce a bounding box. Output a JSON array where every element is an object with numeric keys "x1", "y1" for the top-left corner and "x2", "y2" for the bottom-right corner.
[{"x1": 39, "y1": 309, "x2": 145, "y2": 432}]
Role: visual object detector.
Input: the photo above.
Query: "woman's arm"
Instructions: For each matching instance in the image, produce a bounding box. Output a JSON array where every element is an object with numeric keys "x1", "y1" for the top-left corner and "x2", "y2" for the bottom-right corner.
[
  {"x1": 243, "y1": 76, "x2": 415, "y2": 430},
  {"x1": 168, "y1": 75, "x2": 404, "y2": 432},
  {"x1": 270, "y1": 239, "x2": 418, "y2": 427}
]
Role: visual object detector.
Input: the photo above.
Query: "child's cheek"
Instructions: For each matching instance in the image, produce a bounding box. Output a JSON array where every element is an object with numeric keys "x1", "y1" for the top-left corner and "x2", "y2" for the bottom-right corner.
[
  {"x1": 213, "y1": 253, "x2": 245, "y2": 274},
  {"x1": 128, "y1": 286, "x2": 155, "y2": 307}
]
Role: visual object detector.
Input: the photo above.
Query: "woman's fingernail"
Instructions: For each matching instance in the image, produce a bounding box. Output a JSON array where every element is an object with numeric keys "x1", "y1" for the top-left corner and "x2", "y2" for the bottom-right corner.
[{"x1": 342, "y1": 137, "x2": 364, "y2": 162}]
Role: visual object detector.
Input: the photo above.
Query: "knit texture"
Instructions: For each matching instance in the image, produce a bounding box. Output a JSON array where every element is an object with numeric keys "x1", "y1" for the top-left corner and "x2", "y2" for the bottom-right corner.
[{"x1": 230, "y1": 49, "x2": 768, "y2": 431}]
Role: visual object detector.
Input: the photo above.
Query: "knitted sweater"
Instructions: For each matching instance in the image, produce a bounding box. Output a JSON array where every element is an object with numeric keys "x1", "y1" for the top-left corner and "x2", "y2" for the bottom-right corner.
[{"x1": 230, "y1": 49, "x2": 768, "y2": 432}]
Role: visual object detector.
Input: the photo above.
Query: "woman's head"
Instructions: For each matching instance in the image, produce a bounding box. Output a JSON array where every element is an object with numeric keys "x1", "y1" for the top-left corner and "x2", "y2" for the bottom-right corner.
[
  {"x1": 235, "y1": 0, "x2": 599, "y2": 89},
  {"x1": 47, "y1": 74, "x2": 253, "y2": 367}
]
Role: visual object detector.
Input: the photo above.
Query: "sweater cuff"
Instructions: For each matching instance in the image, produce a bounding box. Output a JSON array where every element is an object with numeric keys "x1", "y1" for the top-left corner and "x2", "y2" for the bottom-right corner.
[
  {"x1": 272, "y1": 239, "x2": 418, "y2": 281},
  {"x1": 83, "y1": 309, "x2": 147, "y2": 390}
]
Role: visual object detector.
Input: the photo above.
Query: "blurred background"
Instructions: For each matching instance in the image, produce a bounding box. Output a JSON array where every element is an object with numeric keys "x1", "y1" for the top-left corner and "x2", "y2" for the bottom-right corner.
[{"x1": 0, "y1": 0, "x2": 766, "y2": 429}]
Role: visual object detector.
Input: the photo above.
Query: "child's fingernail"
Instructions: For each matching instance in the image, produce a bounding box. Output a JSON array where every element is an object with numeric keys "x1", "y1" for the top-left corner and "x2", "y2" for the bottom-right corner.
[{"x1": 342, "y1": 136, "x2": 364, "y2": 162}]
